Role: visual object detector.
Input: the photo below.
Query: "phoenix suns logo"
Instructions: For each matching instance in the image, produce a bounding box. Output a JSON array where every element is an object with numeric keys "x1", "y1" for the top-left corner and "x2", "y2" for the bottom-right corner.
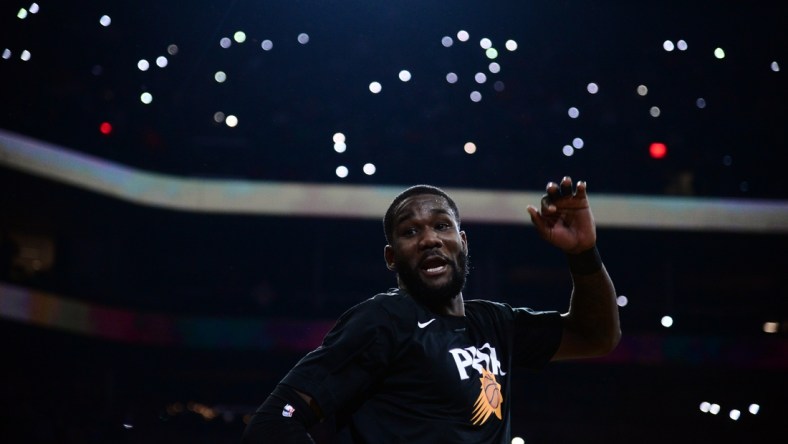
[
  {"x1": 448, "y1": 343, "x2": 506, "y2": 425},
  {"x1": 472, "y1": 368, "x2": 503, "y2": 425}
]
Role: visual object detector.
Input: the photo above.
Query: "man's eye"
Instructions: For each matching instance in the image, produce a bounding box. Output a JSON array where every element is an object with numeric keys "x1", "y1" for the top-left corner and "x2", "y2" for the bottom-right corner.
[
  {"x1": 401, "y1": 228, "x2": 417, "y2": 236},
  {"x1": 436, "y1": 223, "x2": 450, "y2": 230}
]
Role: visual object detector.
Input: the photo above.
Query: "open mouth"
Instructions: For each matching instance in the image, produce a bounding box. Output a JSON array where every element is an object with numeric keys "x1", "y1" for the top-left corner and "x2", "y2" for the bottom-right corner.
[{"x1": 420, "y1": 255, "x2": 450, "y2": 276}]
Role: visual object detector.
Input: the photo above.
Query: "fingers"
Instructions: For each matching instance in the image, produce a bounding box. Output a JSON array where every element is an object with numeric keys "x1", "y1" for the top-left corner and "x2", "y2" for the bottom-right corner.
[
  {"x1": 545, "y1": 176, "x2": 587, "y2": 197},
  {"x1": 539, "y1": 177, "x2": 589, "y2": 214}
]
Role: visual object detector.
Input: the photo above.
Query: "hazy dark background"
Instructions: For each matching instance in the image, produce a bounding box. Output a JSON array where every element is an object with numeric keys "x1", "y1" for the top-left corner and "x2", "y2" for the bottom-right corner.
[{"x1": 1, "y1": 1, "x2": 786, "y2": 443}]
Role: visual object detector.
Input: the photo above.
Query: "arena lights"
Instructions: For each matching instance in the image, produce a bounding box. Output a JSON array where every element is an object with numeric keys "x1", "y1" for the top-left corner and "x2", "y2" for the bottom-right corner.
[
  {"x1": 335, "y1": 165, "x2": 349, "y2": 178},
  {"x1": 587, "y1": 82, "x2": 599, "y2": 94},
  {"x1": 441, "y1": 36, "x2": 453, "y2": 47},
  {"x1": 616, "y1": 295, "x2": 628, "y2": 307},
  {"x1": 362, "y1": 163, "x2": 376, "y2": 175},
  {"x1": 762, "y1": 321, "x2": 779, "y2": 333},
  {"x1": 700, "y1": 402, "x2": 761, "y2": 421},
  {"x1": 99, "y1": 15, "x2": 111, "y2": 27},
  {"x1": 660, "y1": 315, "x2": 673, "y2": 328},
  {"x1": 568, "y1": 107, "x2": 580, "y2": 119},
  {"x1": 650, "y1": 142, "x2": 668, "y2": 159},
  {"x1": 464, "y1": 142, "x2": 477, "y2": 154},
  {"x1": 333, "y1": 132, "x2": 347, "y2": 153},
  {"x1": 261, "y1": 40, "x2": 273, "y2": 51},
  {"x1": 99, "y1": 122, "x2": 113, "y2": 135},
  {"x1": 369, "y1": 81, "x2": 382, "y2": 94}
]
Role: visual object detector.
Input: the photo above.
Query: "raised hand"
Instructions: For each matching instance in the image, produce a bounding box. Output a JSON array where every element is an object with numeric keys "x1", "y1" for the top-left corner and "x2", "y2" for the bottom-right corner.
[{"x1": 526, "y1": 177, "x2": 597, "y2": 254}]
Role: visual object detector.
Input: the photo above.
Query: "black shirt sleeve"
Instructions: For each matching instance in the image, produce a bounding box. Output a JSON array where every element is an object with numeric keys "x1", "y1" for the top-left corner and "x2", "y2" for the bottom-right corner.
[
  {"x1": 280, "y1": 298, "x2": 398, "y2": 417},
  {"x1": 510, "y1": 307, "x2": 563, "y2": 370}
]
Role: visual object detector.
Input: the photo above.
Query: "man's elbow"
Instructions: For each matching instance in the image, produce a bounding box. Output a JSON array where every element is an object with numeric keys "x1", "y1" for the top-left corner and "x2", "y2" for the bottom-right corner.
[{"x1": 598, "y1": 327, "x2": 622, "y2": 355}]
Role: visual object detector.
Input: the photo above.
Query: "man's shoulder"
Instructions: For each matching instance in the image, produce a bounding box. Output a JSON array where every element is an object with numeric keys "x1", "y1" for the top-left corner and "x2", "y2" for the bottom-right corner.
[{"x1": 369, "y1": 288, "x2": 417, "y2": 314}]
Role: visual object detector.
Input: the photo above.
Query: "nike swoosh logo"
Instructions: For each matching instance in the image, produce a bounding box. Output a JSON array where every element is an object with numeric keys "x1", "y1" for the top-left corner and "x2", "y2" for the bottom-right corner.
[{"x1": 417, "y1": 319, "x2": 436, "y2": 328}]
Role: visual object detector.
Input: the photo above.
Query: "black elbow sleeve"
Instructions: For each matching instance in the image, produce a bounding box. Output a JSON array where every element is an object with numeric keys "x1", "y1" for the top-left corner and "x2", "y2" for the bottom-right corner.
[{"x1": 241, "y1": 385, "x2": 318, "y2": 444}]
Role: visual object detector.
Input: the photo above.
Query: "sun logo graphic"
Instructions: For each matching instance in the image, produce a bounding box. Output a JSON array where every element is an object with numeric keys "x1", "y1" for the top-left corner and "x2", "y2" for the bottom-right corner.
[{"x1": 471, "y1": 368, "x2": 503, "y2": 425}]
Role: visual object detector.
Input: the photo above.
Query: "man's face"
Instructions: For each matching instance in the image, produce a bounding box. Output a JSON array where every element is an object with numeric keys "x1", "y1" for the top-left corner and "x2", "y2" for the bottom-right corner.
[{"x1": 384, "y1": 194, "x2": 469, "y2": 307}]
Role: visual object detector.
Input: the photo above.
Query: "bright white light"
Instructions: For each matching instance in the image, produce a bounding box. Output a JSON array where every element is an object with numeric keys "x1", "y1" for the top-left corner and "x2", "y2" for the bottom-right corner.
[
  {"x1": 464, "y1": 142, "x2": 477, "y2": 154},
  {"x1": 100, "y1": 15, "x2": 111, "y2": 27},
  {"x1": 568, "y1": 107, "x2": 579, "y2": 119},
  {"x1": 137, "y1": 59, "x2": 150, "y2": 71},
  {"x1": 493, "y1": 81, "x2": 505, "y2": 92},
  {"x1": 2, "y1": 49, "x2": 10, "y2": 60},
  {"x1": 220, "y1": 37, "x2": 232, "y2": 49},
  {"x1": 369, "y1": 81, "x2": 382, "y2": 94},
  {"x1": 363, "y1": 163, "x2": 376, "y2": 175},
  {"x1": 214, "y1": 71, "x2": 227, "y2": 83},
  {"x1": 616, "y1": 295, "x2": 628, "y2": 307},
  {"x1": 763, "y1": 322, "x2": 778, "y2": 333},
  {"x1": 696, "y1": 98, "x2": 706, "y2": 109},
  {"x1": 470, "y1": 91, "x2": 482, "y2": 102},
  {"x1": 512, "y1": 438, "x2": 525, "y2": 444},
  {"x1": 475, "y1": 72, "x2": 487, "y2": 84},
  {"x1": 441, "y1": 36, "x2": 453, "y2": 47},
  {"x1": 489, "y1": 62, "x2": 500, "y2": 73},
  {"x1": 714, "y1": 47, "x2": 725, "y2": 59},
  {"x1": 122, "y1": 423, "x2": 133, "y2": 430},
  {"x1": 333, "y1": 132, "x2": 345, "y2": 143},
  {"x1": 650, "y1": 106, "x2": 661, "y2": 117},
  {"x1": 505, "y1": 40, "x2": 518, "y2": 51},
  {"x1": 335, "y1": 166, "x2": 349, "y2": 178},
  {"x1": 699, "y1": 402, "x2": 711, "y2": 413},
  {"x1": 20, "y1": 50, "x2": 31, "y2": 61},
  {"x1": 297, "y1": 33, "x2": 310, "y2": 44},
  {"x1": 167, "y1": 44, "x2": 179, "y2": 55},
  {"x1": 771, "y1": 61, "x2": 780, "y2": 72},
  {"x1": 334, "y1": 142, "x2": 347, "y2": 153},
  {"x1": 457, "y1": 30, "x2": 469, "y2": 42},
  {"x1": 587, "y1": 82, "x2": 599, "y2": 94},
  {"x1": 572, "y1": 137, "x2": 584, "y2": 149},
  {"x1": 225, "y1": 115, "x2": 238, "y2": 127},
  {"x1": 485, "y1": 48, "x2": 499, "y2": 59},
  {"x1": 677, "y1": 40, "x2": 688, "y2": 51},
  {"x1": 661, "y1": 315, "x2": 673, "y2": 327},
  {"x1": 663, "y1": 40, "x2": 675, "y2": 51},
  {"x1": 18, "y1": 8, "x2": 28, "y2": 19},
  {"x1": 446, "y1": 72, "x2": 458, "y2": 84},
  {"x1": 480, "y1": 38, "x2": 492, "y2": 49},
  {"x1": 140, "y1": 92, "x2": 153, "y2": 104},
  {"x1": 213, "y1": 112, "x2": 225, "y2": 123},
  {"x1": 233, "y1": 31, "x2": 246, "y2": 43},
  {"x1": 261, "y1": 40, "x2": 273, "y2": 51},
  {"x1": 399, "y1": 70, "x2": 412, "y2": 82},
  {"x1": 30, "y1": 4, "x2": 40, "y2": 14},
  {"x1": 562, "y1": 145, "x2": 574, "y2": 156},
  {"x1": 729, "y1": 409, "x2": 741, "y2": 421},
  {"x1": 637, "y1": 85, "x2": 648, "y2": 96},
  {"x1": 156, "y1": 56, "x2": 168, "y2": 68},
  {"x1": 749, "y1": 404, "x2": 760, "y2": 415},
  {"x1": 710, "y1": 404, "x2": 721, "y2": 415}
]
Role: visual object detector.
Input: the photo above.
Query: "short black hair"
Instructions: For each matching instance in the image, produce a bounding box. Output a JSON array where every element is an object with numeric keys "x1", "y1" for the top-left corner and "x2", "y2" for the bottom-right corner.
[{"x1": 383, "y1": 185, "x2": 460, "y2": 244}]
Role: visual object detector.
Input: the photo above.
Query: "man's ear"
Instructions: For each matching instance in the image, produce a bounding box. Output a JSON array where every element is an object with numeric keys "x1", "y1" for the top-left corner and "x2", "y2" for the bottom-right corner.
[
  {"x1": 384, "y1": 245, "x2": 396, "y2": 270},
  {"x1": 460, "y1": 230, "x2": 468, "y2": 254}
]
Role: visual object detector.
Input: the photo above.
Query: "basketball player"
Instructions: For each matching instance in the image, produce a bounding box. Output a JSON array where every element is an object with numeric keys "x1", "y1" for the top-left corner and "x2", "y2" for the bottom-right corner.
[{"x1": 242, "y1": 177, "x2": 621, "y2": 443}]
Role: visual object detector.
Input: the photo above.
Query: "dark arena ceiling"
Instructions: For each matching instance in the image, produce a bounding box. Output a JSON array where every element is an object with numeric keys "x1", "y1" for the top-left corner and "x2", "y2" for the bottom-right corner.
[{"x1": 1, "y1": 1, "x2": 787, "y2": 443}]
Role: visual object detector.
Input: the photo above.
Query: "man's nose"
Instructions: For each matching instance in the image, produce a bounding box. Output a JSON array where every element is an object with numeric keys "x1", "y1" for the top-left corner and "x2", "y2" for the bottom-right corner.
[{"x1": 418, "y1": 229, "x2": 443, "y2": 249}]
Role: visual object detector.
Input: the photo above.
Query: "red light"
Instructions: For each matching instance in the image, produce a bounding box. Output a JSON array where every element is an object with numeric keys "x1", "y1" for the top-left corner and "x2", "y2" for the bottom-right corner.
[
  {"x1": 99, "y1": 122, "x2": 112, "y2": 135},
  {"x1": 649, "y1": 142, "x2": 667, "y2": 159}
]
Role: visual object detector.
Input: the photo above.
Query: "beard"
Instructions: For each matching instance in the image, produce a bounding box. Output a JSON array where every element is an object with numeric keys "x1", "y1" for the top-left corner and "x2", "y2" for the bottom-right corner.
[{"x1": 394, "y1": 249, "x2": 470, "y2": 308}]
